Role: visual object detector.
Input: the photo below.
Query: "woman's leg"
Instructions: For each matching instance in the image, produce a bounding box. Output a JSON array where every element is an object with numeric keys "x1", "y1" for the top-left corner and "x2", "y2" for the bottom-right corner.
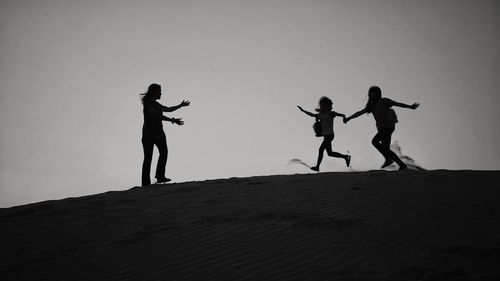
[
  {"x1": 141, "y1": 137, "x2": 154, "y2": 186},
  {"x1": 154, "y1": 132, "x2": 169, "y2": 181}
]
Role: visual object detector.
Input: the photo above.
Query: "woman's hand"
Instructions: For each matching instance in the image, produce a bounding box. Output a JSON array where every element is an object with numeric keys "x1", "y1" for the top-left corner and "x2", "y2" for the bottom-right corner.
[
  {"x1": 297, "y1": 106, "x2": 304, "y2": 111},
  {"x1": 410, "y1": 102, "x2": 420, "y2": 110},
  {"x1": 181, "y1": 100, "x2": 190, "y2": 107},
  {"x1": 172, "y1": 118, "x2": 184, "y2": 125}
]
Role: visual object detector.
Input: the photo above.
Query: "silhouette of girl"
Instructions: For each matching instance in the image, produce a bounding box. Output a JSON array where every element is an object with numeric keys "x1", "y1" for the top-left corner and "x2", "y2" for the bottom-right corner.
[
  {"x1": 344, "y1": 86, "x2": 419, "y2": 170},
  {"x1": 140, "y1": 83, "x2": 190, "y2": 185},
  {"x1": 298, "y1": 97, "x2": 351, "y2": 172}
]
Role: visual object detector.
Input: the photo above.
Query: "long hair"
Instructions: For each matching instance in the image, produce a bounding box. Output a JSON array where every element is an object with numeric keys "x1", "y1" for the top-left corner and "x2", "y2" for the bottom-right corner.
[
  {"x1": 315, "y1": 96, "x2": 333, "y2": 113},
  {"x1": 140, "y1": 83, "x2": 161, "y2": 104},
  {"x1": 365, "y1": 86, "x2": 382, "y2": 113}
]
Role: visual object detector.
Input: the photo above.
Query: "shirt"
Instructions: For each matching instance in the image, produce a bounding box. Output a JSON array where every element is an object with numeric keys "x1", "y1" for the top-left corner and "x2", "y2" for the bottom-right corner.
[
  {"x1": 316, "y1": 111, "x2": 338, "y2": 136},
  {"x1": 371, "y1": 98, "x2": 398, "y2": 129},
  {"x1": 143, "y1": 100, "x2": 164, "y2": 138}
]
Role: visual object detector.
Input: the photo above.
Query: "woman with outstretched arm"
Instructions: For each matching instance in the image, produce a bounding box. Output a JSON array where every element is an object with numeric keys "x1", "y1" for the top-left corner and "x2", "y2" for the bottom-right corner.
[
  {"x1": 140, "y1": 83, "x2": 190, "y2": 186},
  {"x1": 344, "y1": 86, "x2": 419, "y2": 170}
]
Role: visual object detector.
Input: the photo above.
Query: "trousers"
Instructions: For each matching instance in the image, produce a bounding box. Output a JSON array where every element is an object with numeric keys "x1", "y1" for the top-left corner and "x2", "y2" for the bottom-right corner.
[
  {"x1": 141, "y1": 130, "x2": 168, "y2": 186},
  {"x1": 371, "y1": 126, "x2": 404, "y2": 166}
]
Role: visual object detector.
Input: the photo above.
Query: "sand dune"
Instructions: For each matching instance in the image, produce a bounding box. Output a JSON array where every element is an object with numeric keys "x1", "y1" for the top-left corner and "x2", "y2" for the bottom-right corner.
[{"x1": 1, "y1": 170, "x2": 499, "y2": 281}]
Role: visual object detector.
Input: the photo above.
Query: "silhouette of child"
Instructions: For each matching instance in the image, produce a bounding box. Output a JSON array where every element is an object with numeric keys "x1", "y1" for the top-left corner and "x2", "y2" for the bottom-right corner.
[
  {"x1": 298, "y1": 97, "x2": 351, "y2": 172},
  {"x1": 344, "y1": 86, "x2": 419, "y2": 170},
  {"x1": 140, "y1": 83, "x2": 190, "y2": 186}
]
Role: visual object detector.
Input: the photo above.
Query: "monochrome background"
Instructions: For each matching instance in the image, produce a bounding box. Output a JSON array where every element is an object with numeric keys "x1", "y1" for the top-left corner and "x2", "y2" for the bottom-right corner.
[{"x1": 1, "y1": 0, "x2": 499, "y2": 207}]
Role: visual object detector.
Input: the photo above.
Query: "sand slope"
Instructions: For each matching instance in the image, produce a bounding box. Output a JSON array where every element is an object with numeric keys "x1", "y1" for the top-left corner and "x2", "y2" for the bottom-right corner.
[{"x1": 1, "y1": 170, "x2": 500, "y2": 281}]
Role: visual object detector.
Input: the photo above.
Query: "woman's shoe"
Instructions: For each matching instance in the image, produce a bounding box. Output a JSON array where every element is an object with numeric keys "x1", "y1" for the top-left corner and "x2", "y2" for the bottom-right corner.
[{"x1": 156, "y1": 177, "x2": 171, "y2": 184}]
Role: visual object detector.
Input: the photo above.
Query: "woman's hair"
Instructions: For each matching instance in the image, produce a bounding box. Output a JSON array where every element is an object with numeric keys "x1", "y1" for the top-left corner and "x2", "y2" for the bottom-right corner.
[
  {"x1": 140, "y1": 83, "x2": 161, "y2": 104},
  {"x1": 315, "y1": 96, "x2": 333, "y2": 113},
  {"x1": 365, "y1": 86, "x2": 382, "y2": 113}
]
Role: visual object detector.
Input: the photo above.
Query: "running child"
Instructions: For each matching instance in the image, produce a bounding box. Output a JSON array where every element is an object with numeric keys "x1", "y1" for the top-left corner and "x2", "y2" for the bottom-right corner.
[
  {"x1": 298, "y1": 97, "x2": 351, "y2": 172},
  {"x1": 344, "y1": 86, "x2": 419, "y2": 170}
]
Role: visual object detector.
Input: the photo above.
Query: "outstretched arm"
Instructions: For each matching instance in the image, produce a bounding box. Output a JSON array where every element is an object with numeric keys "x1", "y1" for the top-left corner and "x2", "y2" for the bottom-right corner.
[
  {"x1": 157, "y1": 100, "x2": 191, "y2": 112},
  {"x1": 344, "y1": 108, "x2": 367, "y2": 123},
  {"x1": 162, "y1": 115, "x2": 184, "y2": 125},
  {"x1": 297, "y1": 106, "x2": 317, "y2": 118},
  {"x1": 392, "y1": 101, "x2": 420, "y2": 110},
  {"x1": 334, "y1": 112, "x2": 346, "y2": 119}
]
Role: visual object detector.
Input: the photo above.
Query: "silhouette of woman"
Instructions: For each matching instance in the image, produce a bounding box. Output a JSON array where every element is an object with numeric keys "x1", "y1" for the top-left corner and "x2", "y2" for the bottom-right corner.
[
  {"x1": 344, "y1": 86, "x2": 419, "y2": 170},
  {"x1": 140, "y1": 83, "x2": 190, "y2": 186},
  {"x1": 298, "y1": 96, "x2": 351, "y2": 172}
]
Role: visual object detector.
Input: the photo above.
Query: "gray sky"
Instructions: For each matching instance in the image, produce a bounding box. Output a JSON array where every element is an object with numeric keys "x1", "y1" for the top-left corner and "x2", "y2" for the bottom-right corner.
[{"x1": 1, "y1": 0, "x2": 499, "y2": 207}]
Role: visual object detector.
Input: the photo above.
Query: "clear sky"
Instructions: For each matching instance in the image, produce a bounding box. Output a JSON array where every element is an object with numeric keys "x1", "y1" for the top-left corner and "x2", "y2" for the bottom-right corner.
[{"x1": 1, "y1": 0, "x2": 499, "y2": 207}]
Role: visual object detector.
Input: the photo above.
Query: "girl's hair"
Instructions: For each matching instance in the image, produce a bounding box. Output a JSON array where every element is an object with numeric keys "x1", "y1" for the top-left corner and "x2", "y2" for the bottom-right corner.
[
  {"x1": 364, "y1": 86, "x2": 382, "y2": 113},
  {"x1": 140, "y1": 83, "x2": 161, "y2": 104},
  {"x1": 315, "y1": 96, "x2": 333, "y2": 113}
]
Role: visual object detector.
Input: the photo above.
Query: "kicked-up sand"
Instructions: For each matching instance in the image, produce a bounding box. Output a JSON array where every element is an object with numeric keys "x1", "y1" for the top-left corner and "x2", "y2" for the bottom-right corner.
[{"x1": 1, "y1": 170, "x2": 499, "y2": 280}]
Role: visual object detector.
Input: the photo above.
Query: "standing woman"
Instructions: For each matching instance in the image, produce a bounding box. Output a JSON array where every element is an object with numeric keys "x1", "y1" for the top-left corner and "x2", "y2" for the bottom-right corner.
[
  {"x1": 140, "y1": 83, "x2": 190, "y2": 186},
  {"x1": 344, "y1": 86, "x2": 419, "y2": 170}
]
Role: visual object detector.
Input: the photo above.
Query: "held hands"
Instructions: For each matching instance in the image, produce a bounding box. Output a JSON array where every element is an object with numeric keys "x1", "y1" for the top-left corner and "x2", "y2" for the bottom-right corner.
[{"x1": 343, "y1": 117, "x2": 350, "y2": 124}]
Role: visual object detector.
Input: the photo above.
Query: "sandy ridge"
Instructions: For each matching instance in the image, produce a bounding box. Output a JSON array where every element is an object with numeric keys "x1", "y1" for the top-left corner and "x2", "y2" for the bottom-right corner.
[{"x1": 1, "y1": 170, "x2": 499, "y2": 280}]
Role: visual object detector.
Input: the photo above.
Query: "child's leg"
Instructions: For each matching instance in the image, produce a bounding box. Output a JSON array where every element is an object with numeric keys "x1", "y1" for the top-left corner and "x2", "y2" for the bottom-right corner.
[
  {"x1": 312, "y1": 137, "x2": 329, "y2": 171},
  {"x1": 372, "y1": 132, "x2": 390, "y2": 160},
  {"x1": 312, "y1": 146, "x2": 326, "y2": 171},
  {"x1": 379, "y1": 128, "x2": 406, "y2": 169},
  {"x1": 372, "y1": 131, "x2": 395, "y2": 169},
  {"x1": 324, "y1": 136, "x2": 350, "y2": 166}
]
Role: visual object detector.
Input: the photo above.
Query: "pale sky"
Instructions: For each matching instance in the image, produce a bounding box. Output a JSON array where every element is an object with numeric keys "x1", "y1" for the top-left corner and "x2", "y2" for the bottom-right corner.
[{"x1": 1, "y1": 0, "x2": 499, "y2": 207}]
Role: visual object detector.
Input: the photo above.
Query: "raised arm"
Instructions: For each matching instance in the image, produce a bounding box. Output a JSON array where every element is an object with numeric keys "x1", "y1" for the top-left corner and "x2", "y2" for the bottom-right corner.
[
  {"x1": 392, "y1": 101, "x2": 420, "y2": 110},
  {"x1": 344, "y1": 108, "x2": 367, "y2": 123},
  {"x1": 297, "y1": 106, "x2": 317, "y2": 118},
  {"x1": 156, "y1": 100, "x2": 190, "y2": 112}
]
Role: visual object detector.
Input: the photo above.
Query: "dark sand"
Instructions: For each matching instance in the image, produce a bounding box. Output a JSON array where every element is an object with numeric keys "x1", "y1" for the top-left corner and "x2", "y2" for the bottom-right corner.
[{"x1": 1, "y1": 170, "x2": 499, "y2": 280}]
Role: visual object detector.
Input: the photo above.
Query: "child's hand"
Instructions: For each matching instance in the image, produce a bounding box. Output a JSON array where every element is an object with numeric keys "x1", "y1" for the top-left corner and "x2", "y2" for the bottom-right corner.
[
  {"x1": 297, "y1": 106, "x2": 303, "y2": 111},
  {"x1": 410, "y1": 102, "x2": 420, "y2": 110}
]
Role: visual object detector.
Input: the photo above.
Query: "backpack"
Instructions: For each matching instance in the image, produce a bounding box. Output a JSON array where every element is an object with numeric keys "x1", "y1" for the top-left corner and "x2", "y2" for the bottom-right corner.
[
  {"x1": 313, "y1": 118, "x2": 322, "y2": 137},
  {"x1": 389, "y1": 108, "x2": 398, "y2": 124}
]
